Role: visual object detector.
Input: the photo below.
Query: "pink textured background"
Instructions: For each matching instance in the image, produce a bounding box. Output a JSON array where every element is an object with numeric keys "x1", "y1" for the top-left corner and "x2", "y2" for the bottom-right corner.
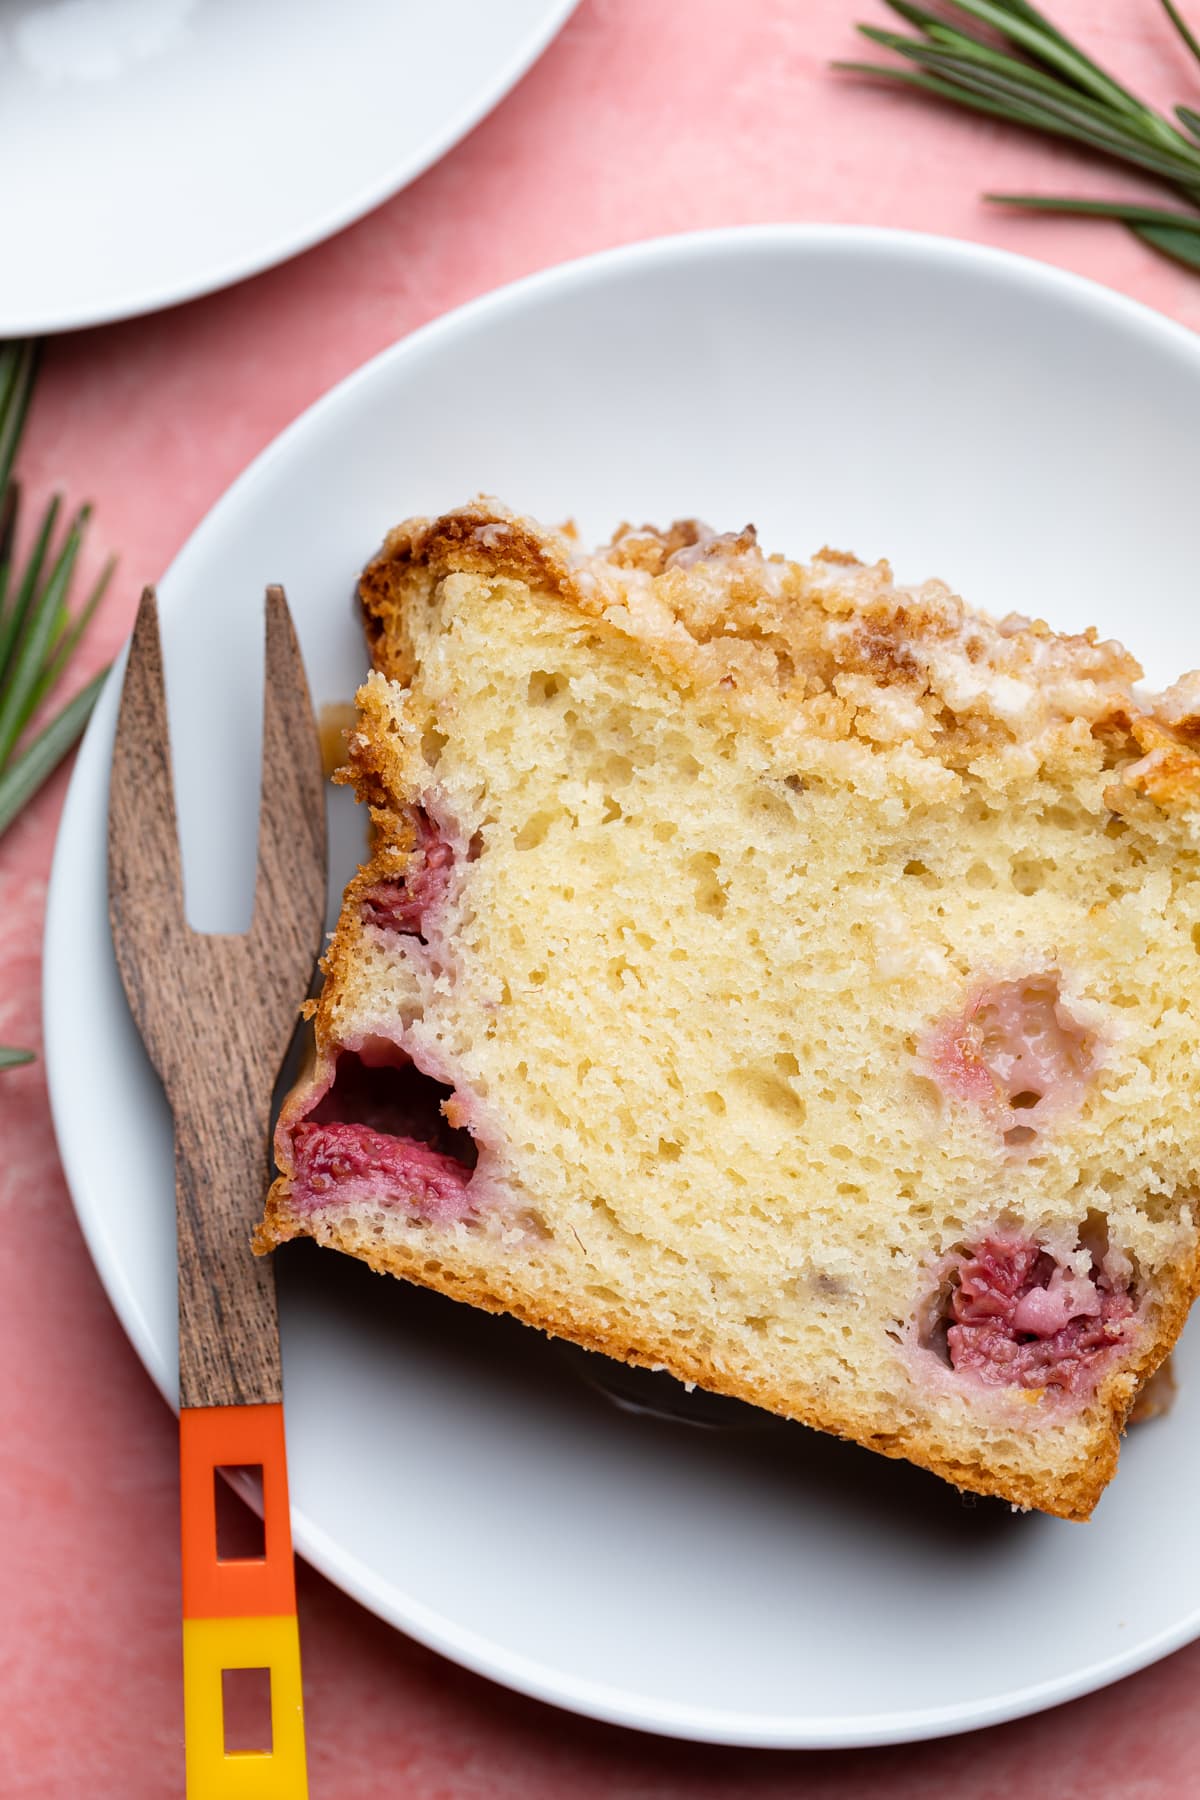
[{"x1": 4, "y1": 1, "x2": 1200, "y2": 1792}]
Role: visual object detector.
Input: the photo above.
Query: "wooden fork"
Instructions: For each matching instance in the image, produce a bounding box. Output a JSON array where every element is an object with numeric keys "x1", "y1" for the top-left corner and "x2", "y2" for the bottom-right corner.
[{"x1": 108, "y1": 586, "x2": 326, "y2": 1797}]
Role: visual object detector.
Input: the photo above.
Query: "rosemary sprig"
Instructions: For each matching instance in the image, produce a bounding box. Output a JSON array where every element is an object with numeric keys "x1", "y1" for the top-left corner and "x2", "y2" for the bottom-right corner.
[
  {"x1": 837, "y1": 0, "x2": 1200, "y2": 272},
  {"x1": 0, "y1": 339, "x2": 114, "y2": 1066},
  {"x1": 0, "y1": 667, "x2": 110, "y2": 841}
]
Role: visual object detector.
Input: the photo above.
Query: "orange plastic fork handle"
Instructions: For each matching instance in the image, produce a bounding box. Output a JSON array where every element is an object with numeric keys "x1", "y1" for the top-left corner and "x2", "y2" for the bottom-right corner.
[{"x1": 180, "y1": 1403, "x2": 297, "y2": 1621}]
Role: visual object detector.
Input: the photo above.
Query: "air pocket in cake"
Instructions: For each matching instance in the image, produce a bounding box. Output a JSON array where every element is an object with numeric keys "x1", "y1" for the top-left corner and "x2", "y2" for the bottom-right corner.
[{"x1": 282, "y1": 1040, "x2": 480, "y2": 1227}]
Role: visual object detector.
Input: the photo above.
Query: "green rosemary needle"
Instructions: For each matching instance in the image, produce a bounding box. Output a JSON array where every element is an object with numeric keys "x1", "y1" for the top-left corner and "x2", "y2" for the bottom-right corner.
[
  {"x1": 836, "y1": 0, "x2": 1200, "y2": 272},
  {"x1": 0, "y1": 340, "x2": 115, "y2": 1065}
]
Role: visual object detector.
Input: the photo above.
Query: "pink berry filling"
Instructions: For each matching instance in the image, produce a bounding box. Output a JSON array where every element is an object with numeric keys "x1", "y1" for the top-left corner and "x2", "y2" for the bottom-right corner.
[
  {"x1": 286, "y1": 1046, "x2": 478, "y2": 1226},
  {"x1": 360, "y1": 808, "x2": 455, "y2": 940},
  {"x1": 939, "y1": 1235, "x2": 1135, "y2": 1397},
  {"x1": 291, "y1": 1121, "x2": 474, "y2": 1225},
  {"x1": 924, "y1": 974, "x2": 1098, "y2": 1147}
]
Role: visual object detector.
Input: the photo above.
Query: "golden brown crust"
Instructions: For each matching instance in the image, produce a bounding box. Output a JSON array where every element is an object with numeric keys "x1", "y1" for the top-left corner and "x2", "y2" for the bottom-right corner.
[
  {"x1": 359, "y1": 508, "x2": 577, "y2": 685},
  {"x1": 603, "y1": 518, "x2": 715, "y2": 572},
  {"x1": 1117, "y1": 715, "x2": 1200, "y2": 809},
  {"x1": 255, "y1": 1193, "x2": 1196, "y2": 1520},
  {"x1": 357, "y1": 499, "x2": 1200, "y2": 801},
  {"x1": 1128, "y1": 1354, "x2": 1176, "y2": 1424}
]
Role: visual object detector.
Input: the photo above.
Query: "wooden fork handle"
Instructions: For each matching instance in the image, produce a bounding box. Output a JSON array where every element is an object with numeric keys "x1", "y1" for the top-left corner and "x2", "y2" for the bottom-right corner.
[{"x1": 180, "y1": 1403, "x2": 308, "y2": 1797}]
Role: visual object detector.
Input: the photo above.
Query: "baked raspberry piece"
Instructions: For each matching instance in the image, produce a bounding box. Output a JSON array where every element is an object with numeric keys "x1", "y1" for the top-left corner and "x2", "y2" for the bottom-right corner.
[
  {"x1": 942, "y1": 1236, "x2": 1135, "y2": 1398},
  {"x1": 924, "y1": 973, "x2": 1098, "y2": 1147},
  {"x1": 285, "y1": 1047, "x2": 478, "y2": 1227},
  {"x1": 291, "y1": 1121, "x2": 474, "y2": 1225},
  {"x1": 360, "y1": 808, "x2": 455, "y2": 940}
]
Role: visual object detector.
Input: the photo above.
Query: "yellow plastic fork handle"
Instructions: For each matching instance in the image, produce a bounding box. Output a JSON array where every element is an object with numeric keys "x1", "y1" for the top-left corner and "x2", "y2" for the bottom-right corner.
[{"x1": 183, "y1": 1615, "x2": 307, "y2": 1799}]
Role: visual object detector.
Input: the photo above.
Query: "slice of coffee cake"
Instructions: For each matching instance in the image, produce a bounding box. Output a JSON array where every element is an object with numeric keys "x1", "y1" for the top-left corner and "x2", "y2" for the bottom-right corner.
[{"x1": 256, "y1": 500, "x2": 1200, "y2": 1519}]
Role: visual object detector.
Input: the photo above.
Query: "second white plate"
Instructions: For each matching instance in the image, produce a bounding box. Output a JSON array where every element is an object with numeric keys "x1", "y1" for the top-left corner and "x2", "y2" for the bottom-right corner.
[
  {"x1": 45, "y1": 226, "x2": 1200, "y2": 1746},
  {"x1": 0, "y1": 0, "x2": 576, "y2": 334}
]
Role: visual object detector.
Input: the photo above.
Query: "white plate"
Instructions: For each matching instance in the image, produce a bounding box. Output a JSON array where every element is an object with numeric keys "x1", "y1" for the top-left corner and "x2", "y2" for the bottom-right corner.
[
  {"x1": 0, "y1": 0, "x2": 575, "y2": 335},
  {"x1": 44, "y1": 226, "x2": 1200, "y2": 1747}
]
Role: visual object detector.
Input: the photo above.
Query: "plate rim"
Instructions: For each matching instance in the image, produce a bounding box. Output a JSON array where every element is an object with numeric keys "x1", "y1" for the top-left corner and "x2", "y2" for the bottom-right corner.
[
  {"x1": 0, "y1": 0, "x2": 579, "y2": 337},
  {"x1": 43, "y1": 221, "x2": 1200, "y2": 1746}
]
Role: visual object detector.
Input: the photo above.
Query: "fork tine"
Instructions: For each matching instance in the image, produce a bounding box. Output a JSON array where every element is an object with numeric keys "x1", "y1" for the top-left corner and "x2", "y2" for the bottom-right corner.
[
  {"x1": 108, "y1": 588, "x2": 190, "y2": 1041},
  {"x1": 251, "y1": 585, "x2": 327, "y2": 964}
]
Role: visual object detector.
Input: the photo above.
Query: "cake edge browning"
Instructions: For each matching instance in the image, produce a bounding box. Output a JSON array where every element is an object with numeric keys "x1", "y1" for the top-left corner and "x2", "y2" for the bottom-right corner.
[
  {"x1": 356, "y1": 497, "x2": 1200, "y2": 810},
  {"x1": 256, "y1": 1179, "x2": 1197, "y2": 1521}
]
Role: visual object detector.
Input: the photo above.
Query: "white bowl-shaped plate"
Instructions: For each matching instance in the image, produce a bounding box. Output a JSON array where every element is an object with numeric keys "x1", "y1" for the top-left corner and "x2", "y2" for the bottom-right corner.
[
  {"x1": 45, "y1": 227, "x2": 1200, "y2": 1747},
  {"x1": 0, "y1": 0, "x2": 575, "y2": 335}
]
